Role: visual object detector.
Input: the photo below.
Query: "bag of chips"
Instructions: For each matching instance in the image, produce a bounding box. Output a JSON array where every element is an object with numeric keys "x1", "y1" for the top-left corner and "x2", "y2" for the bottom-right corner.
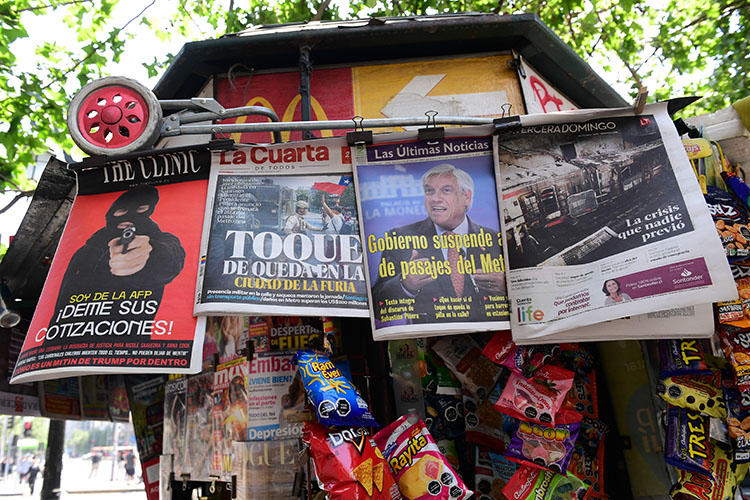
[
  {"x1": 495, "y1": 365, "x2": 575, "y2": 426},
  {"x1": 373, "y1": 415, "x2": 472, "y2": 500},
  {"x1": 295, "y1": 351, "x2": 378, "y2": 427},
  {"x1": 705, "y1": 185, "x2": 750, "y2": 262},
  {"x1": 657, "y1": 372, "x2": 727, "y2": 419},
  {"x1": 659, "y1": 339, "x2": 712, "y2": 377},
  {"x1": 718, "y1": 325, "x2": 750, "y2": 392},
  {"x1": 424, "y1": 393, "x2": 465, "y2": 441},
  {"x1": 304, "y1": 423, "x2": 402, "y2": 500},
  {"x1": 502, "y1": 465, "x2": 588, "y2": 500},
  {"x1": 664, "y1": 407, "x2": 713, "y2": 477},
  {"x1": 505, "y1": 419, "x2": 580, "y2": 473}
]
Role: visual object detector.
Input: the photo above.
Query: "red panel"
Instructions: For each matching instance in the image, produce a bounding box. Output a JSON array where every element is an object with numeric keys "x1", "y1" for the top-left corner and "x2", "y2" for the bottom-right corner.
[{"x1": 215, "y1": 67, "x2": 354, "y2": 143}]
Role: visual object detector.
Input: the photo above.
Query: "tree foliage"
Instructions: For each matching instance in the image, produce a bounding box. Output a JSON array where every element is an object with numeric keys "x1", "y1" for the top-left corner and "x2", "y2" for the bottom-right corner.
[{"x1": 1, "y1": 0, "x2": 747, "y2": 206}]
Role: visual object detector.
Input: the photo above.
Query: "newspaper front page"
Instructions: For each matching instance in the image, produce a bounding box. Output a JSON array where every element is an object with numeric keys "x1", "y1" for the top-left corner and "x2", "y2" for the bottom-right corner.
[
  {"x1": 195, "y1": 138, "x2": 369, "y2": 317},
  {"x1": 495, "y1": 103, "x2": 736, "y2": 341},
  {"x1": 352, "y1": 130, "x2": 511, "y2": 340}
]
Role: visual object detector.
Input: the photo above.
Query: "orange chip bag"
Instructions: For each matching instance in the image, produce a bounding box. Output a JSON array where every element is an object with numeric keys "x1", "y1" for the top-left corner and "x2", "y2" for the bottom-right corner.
[{"x1": 304, "y1": 423, "x2": 402, "y2": 500}]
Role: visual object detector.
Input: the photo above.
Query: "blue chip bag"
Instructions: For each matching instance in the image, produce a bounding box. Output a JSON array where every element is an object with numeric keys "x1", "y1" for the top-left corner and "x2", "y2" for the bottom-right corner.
[{"x1": 295, "y1": 351, "x2": 379, "y2": 427}]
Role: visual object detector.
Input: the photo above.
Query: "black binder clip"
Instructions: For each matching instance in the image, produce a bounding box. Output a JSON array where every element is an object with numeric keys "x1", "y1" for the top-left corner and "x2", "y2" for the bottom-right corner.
[
  {"x1": 493, "y1": 115, "x2": 522, "y2": 134},
  {"x1": 673, "y1": 118, "x2": 701, "y2": 138},
  {"x1": 346, "y1": 116, "x2": 373, "y2": 145},
  {"x1": 417, "y1": 110, "x2": 444, "y2": 141}
]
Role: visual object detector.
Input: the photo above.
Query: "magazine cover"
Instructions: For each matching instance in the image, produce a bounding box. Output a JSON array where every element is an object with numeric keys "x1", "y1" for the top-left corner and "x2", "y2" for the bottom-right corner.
[
  {"x1": 11, "y1": 147, "x2": 210, "y2": 383},
  {"x1": 185, "y1": 371, "x2": 214, "y2": 480},
  {"x1": 495, "y1": 103, "x2": 736, "y2": 340},
  {"x1": 107, "y1": 375, "x2": 130, "y2": 423},
  {"x1": 125, "y1": 374, "x2": 166, "y2": 500},
  {"x1": 163, "y1": 376, "x2": 187, "y2": 475},
  {"x1": 246, "y1": 352, "x2": 307, "y2": 441},
  {"x1": 194, "y1": 138, "x2": 369, "y2": 317},
  {"x1": 247, "y1": 316, "x2": 325, "y2": 353},
  {"x1": 38, "y1": 377, "x2": 81, "y2": 419},
  {"x1": 79, "y1": 375, "x2": 111, "y2": 420},
  {"x1": 352, "y1": 131, "x2": 511, "y2": 339},
  {"x1": 211, "y1": 357, "x2": 248, "y2": 477},
  {"x1": 0, "y1": 392, "x2": 40, "y2": 416},
  {"x1": 233, "y1": 440, "x2": 300, "y2": 500}
]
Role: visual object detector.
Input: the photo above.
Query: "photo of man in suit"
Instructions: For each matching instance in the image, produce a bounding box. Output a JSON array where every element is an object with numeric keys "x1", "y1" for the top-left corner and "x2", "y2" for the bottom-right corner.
[{"x1": 371, "y1": 163, "x2": 506, "y2": 323}]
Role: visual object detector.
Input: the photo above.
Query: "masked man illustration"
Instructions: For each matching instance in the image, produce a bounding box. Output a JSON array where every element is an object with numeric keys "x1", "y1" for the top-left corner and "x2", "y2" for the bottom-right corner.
[
  {"x1": 371, "y1": 164, "x2": 506, "y2": 324},
  {"x1": 53, "y1": 185, "x2": 185, "y2": 322}
]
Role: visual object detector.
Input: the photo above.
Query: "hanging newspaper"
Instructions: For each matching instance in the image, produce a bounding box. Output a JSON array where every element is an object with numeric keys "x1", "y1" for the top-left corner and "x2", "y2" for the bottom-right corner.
[
  {"x1": 495, "y1": 103, "x2": 736, "y2": 341},
  {"x1": 195, "y1": 138, "x2": 369, "y2": 317},
  {"x1": 352, "y1": 130, "x2": 511, "y2": 339},
  {"x1": 11, "y1": 147, "x2": 210, "y2": 383}
]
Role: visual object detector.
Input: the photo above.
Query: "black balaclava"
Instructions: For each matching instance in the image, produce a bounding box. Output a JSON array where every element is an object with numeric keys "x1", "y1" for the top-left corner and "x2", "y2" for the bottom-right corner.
[{"x1": 104, "y1": 185, "x2": 160, "y2": 235}]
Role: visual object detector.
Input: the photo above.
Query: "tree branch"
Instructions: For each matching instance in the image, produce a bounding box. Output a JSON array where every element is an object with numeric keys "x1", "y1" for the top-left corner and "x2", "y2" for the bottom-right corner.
[
  {"x1": 15, "y1": 0, "x2": 92, "y2": 13},
  {"x1": 0, "y1": 191, "x2": 34, "y2": 216},
  {"x1": 39, "y1": 0, "x2": 157, "y2": 91},
  {"x1": 0, "y1": 173, "x2": 23, "y2": 192},
  {"x1": 312, "y1": 0, "x2": 332, "y2": 21}
]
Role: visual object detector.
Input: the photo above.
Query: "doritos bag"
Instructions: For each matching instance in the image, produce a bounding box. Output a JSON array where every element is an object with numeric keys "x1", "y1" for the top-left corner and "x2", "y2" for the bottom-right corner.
[{"x1": 304, "y1": 422, "x2": 401, "y2": 500}]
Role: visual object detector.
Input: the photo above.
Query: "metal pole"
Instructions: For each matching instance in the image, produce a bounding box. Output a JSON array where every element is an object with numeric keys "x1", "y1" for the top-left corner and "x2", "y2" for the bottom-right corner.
[
  {"x1": 110, "y1": 423, "x2": 119, "y2": 481},
  {"x1": 0, "y1": 416, "x2": 6, "y2": 482},
  {"x1": 40, "y1": 419, "x2": 65, "y2": 500}
]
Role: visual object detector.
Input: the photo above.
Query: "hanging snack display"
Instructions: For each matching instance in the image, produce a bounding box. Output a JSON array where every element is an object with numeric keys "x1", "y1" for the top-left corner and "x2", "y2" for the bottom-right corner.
[{"x1": 295, "y1": 350, "x2": 379, "y2": 428}]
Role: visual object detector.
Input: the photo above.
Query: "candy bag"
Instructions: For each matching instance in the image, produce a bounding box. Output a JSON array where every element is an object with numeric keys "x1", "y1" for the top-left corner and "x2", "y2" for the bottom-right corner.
[
  {"x1": 463, "y1": 389, "x2": 508, "y2": 452},
  {"x1": 506, "y1": 419, "x2": 580, "y2": 473},
  {"x1": 303, "y1": 423, "x2": 402, "y2": 500},
  {"x1": 481, "y1": 331, "x2": 515, "y2": 366},
  {"x1": 374, "y1": 415, "x2": 472, "y2": 500},
  {"x1": 496, "y1": 365, "x2": 575, "y2": 426},
  {"x1": 502, "y1": 465, "x2": 588, "y2": 500},
  {"x1": 664, "y1": 407, "x2": 713, "y2": 477},
  {"x1": 659, "y1": 339, "x2": 712, "y2": 377},
  {"x1": 657, "y1": 372, "x2": 727, "y2": 419},
  {"x1": 716, "y1": 266, "x2": 750, "y2": 327},
  {"x1": 424, "y1": 392, "x2": 465, "y2": 441},
  {"x1": 567, "y1": 441, "x2": 605, "y2": 498},
  {"x1": 432, "y1": 336, "x2": 501, "y2": 399},
  {"x1": 555, "y1": 344, "x2": 595, "y2": 378},
  {"x1": 474, "y1": 448, "x2": 517, "y2": 500},
  {"x1": 669, "y1": 441, "x2": 746, "y2": 500},
  {"x1": 295, "y1": 351, "x2": 378, "y2": 427},
  {"x1": 561, "y1": 371, "x2": 598, "y2": 420},
  {"x1": 723, "y1": 386, "x2": 750, "y2": 462}
]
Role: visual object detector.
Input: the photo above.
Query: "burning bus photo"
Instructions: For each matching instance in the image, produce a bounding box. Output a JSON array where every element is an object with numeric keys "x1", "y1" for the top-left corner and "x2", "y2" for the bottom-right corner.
[{"x1": 498, "y1": 115, "x2": 693, "y2": 268}]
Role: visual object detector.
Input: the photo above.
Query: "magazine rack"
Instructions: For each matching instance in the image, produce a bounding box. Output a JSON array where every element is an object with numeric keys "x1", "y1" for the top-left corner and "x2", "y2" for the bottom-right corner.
[{"x1": 168, "y1": 473, "x2": 236, "y2": 500}]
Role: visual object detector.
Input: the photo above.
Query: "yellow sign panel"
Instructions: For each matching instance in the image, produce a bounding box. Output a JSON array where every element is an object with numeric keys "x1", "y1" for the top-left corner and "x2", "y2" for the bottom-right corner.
[{"x1": 352, "y1": 55, "x2": 524, "y2": 132}]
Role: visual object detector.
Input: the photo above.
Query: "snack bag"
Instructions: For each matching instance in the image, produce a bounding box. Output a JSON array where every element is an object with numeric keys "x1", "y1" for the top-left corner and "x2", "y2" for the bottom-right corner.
[
  {"x1": 295, "y1": 351, "x2": 378, "y2": 427},
  {"x1": 561, "y1": 371, "x2": 598, "y2": 420},
  {"x1": 432, "y1": 336, "x2": 501, "y2": 399},
  {"x1": 502, "y1": 465, "x2": 588, "y2": 500},
  {"x1": 577, "y1": 417, "x2": 607, "y2": 457},
  {"x1": 555, "y1": 344, "x2": 595, "y2": 378},
  {"x1": 664, "y1": 407, "x2": 713, "y2": 477},
  {"x1": 705, "y1": 184, "x2": 750, "y2": 262},
  {"x1": 567, "y1": 441, "x2": 605, "y2": 498},
  {"x1": 716, "y1": 265, "x2": 750, "y2": 327},
  {"x1": 723, "y1": 386, "x2": 750, "y2": 462},
  {"x1": 463, "y1": 389, "x2": 509, "y2": 452},
  {"x1": 495, "y1": 365, "x2": 575, "y2": 426},
  {"x1": 658, "y1": 339, "x2": 712, "y2": 377},
  {"x1": 657, "y1": 372, "x2": 727, "y2": 419},
  {"x1": 506, "y1": 419, "x2": 580, "y2": 473},
  {"x1": 474, "y1": 448, "x2": 517, "y2": 500},
  {"x1": 669, "y1": 441, "x2": 747, "y2": 500},
  {"x1": 374, "y1": 415, "x2": 472, "y2": 500},
  {"x1": 482, "y1": 331, "x2": 515, "y2": 366},
  {"x1": 304, "y1": 423, "x2": 402, "y2": 500},
  {"x1": 424, "y1": 393, "x2": 465, "y2": 440},
  {"x1": 717, "y1": 325, "x2": 750, "y2": 391}
]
